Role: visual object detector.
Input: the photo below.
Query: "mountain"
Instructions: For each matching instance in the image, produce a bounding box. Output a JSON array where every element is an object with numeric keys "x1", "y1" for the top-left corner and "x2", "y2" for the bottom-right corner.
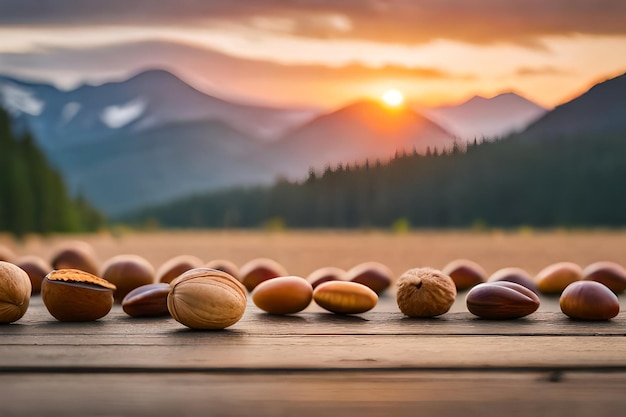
[
  {"x1": 423, "y1": 92, "x2": 547, "y2": 140},
  {"x1": 0, "y1": 70, "x2": 318, "y2": 214},
  {"x1": 0, "y1": 70, "x2": 317, "y2": 150},
  {"x1": 54, "y1": 119, "x2": 278, "y2": 214},
  {"x1": 520, "y1": 72, "x2": 626, "y2": 140},
  {"x1": 267, "y1": 100, "x2": 456, "y2": 178}
]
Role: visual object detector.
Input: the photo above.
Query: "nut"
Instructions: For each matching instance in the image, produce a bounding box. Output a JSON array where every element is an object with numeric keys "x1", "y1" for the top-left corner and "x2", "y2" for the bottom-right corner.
[
  {"x1": 488, "y1": 267, "x2": 538, "y2": 294},
  {"x1": 306, "y1": 266, "x2": 345, "y2": 288},
  {"x1": 442, "y1": 259, "x2": 487, "y2": 290},
  {"x1": 313, "y1": 281, "x2": 378, "y2": 315},
  {"x1": 345, "y1": 262, "x2": 393, "y2": 294},
  {"x1": 167, "y1": 268, "x2": 247, "y2": 329},
  {"x1": 0, "y1": 261, "x2": 31, "y2": 323},
  {"x1": 396, "y1": 268, "x2": 456, "y2": 317},
  {"x1": 41, "y1": 269, "x2": 116, "y2": 322},
  {"x1": 560, "y1": 281, "x2": 619, "y2": 320},
  {"x1": 15, "y1": 256, "x2": 52, "y2": 294},
  {"x1": 0, "y1": 245, "x2": 16, "y2": 263},
  {"x1": 205, "y1": 259, "x2": 240, "y2": 280},
  {"x1": 582, "y1": 261, "x2": 626, "y2": 293},
  {"x1": 156, "y1": 255, "x2": 203, "y2": 284},
  {"x1": 535, "y1": 262, "x2": 582, "y2": 295},
  {"x1": 101, "y1": 254, "x2": 155, "y2": 303},
  {"x1": 252, "y1": 276, "x2": 313, "y2": 314},
  {"x1": 239, "y1": 258, "x2": 288, "y2": 292},
  {"x1": 466, "y1": 281, "x2": 540, "y2": 319},
  {"x1": 50, "y1": 241, "x2": 99, "y2": 275},
  {"x1": 122, "y1": 283, "x2": 171, "y2": 318}
]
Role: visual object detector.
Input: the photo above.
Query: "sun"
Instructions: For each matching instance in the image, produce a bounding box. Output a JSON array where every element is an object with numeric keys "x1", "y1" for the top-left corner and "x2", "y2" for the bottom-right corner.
[{"x1": 381, "y1": 89, "x2": 404, "y2": 107}]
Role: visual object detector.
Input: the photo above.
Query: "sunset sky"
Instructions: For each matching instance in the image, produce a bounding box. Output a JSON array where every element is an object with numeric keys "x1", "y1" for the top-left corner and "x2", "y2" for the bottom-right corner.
[{"x1": 1, "y1": 0, "x2": 626, "y2": 109}]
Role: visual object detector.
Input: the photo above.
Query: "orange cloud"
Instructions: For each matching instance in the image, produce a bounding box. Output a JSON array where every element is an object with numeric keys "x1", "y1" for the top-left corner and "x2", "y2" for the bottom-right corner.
[{"x1": 2, "y1": 1, "x2": 626, "y2": 46}]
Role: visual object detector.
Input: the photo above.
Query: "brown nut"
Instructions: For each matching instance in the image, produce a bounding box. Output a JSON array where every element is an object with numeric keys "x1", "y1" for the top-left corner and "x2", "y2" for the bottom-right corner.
[
  {"x1": 535, "y1": 262, "x2": 583, "y2": 295},
  {"x1": 306, "y1": 266, "x2": 346, "y2": 289},
  {"x1": 313, "y1": 281, "x2": 378, "y2": 315},
  {"x1": 41, "y1": 269, "x2": 116, "y2": 322},
  {"x1": 442, "y1": 259, "x2": 487, "y2": 291},
  {"x1": 50, "y1": 241, "x2": 99, "y2": 275},
  {"x1": 252, "y1": 276, "x2": 313, "y2": 315},
  {"x1": 205, "y1": 259, "x2": 239, "y2": 280},
  {"x1": 560, "y1": 281, "x2": 619, "y2": 320},
  {"x1": 345, "y1": 262, "x2": 393, "y2": 294},
  {"x1": 488, "y1": 267, "x2": 538, "y2": 294},
  {"x1": 156, "y1": 255, "x2": 203, "y2": 284},
  {"x1": 0, "y1": 261, "x2": 31, "y2": 323},
  {"x1": 396, "y1": 268, "x2": 456, "y2": 317},
  {"x1": 15, "y1": 256, "x2": 52, "y2": 294},
  {"x1": 167, "y1": 268, "x2": 247, "y2": 330},
  {"x1": 466, "y1": 281, "x2": 540, "y2": 320},
  {"x1": 101, "y1": 254, "x2": 155, "y2": 303},
  {"x1": 239, "y1": 258, "x2": 288, "y2": 292},
  {"x1": 582, "y1": 261, "x2": 626, "y2": 294},
  {"x1": 0, "y1": 246, "x2": 16, "y2": 263},
  {"x1": 122, "y1": 283, "x2": 171, "y2": 318}
]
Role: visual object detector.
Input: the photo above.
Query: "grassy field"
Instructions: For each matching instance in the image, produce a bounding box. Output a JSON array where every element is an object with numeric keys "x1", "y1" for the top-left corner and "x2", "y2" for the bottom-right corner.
[{"x1": 3, "y1": 229, "x2": 625, "y2": 279}]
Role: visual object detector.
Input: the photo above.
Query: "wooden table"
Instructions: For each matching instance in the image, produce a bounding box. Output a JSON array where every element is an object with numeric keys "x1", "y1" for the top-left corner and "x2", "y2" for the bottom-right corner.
[{"x1": 1, "y1": 293, "x2": 626, "y2": 416}]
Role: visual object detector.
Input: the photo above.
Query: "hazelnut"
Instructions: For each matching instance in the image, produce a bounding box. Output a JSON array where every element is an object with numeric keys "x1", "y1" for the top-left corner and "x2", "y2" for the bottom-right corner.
[
  {"x1": 488, "y1": 267, "x2": 538, "y2": 294},
  {"x1": 0, "y1": 245, "x2": 16, "y2": 263},
  {"x1": 101, "y1": 254, "x2": 155, "y2": 303},
  {"x1": 313, "y1": 281, "x2": 378, "y2": 315},
  {"x1": 205, "y1": 259, "x2": 240, "y2": 280},
  {"x1": 167, "y1": 268, "x2": 247, "y2": 330},
  {"x1": 122, "y1": 283, "x2": 171, "y2": 318},
  {"x1": 50, "y1": 241, "x2": 99, "y2": 275},
  {"x1": 466, "y1": 281, "x2": 540, "y2": 320},
  {"x1": 41, "y1": 269, "x2": 116, "y2": 322},
  {"x1": 306, "y1": 266, "x2": 346, "y2": 289},
  {"x1": 156, "y1": 255, "x2": 203, "y2": 284},
  {"x1": 0, "y1": 261, "x2": 31, "y2": 323},
  {"x1": 15, "y1": 256, "x2": 52, "y2": 294},
  {"x1": 396, "y1": 268, "x2": 456, "y2": 317},
  {"x1": 560, "y1": 281, "x2": 619, "y2": 320},
  {"x1": 239, "y1": 258, "x2": 288, "y2": 292},
  {"x1": 252, "y1": 276, "x2": 313, "y2": 315},
  {"x1": 442, "y1": 259, "x2": 487, "y2": 291},
  {"x1": 582, "y1": 261, "x2": 626, "y2": 294},
  {"x1": 345, "y1": 262, "x2": 393, "y2": 294},
  {"x1": 535, "y1": 262, "x2": 583, "y2": 295}
]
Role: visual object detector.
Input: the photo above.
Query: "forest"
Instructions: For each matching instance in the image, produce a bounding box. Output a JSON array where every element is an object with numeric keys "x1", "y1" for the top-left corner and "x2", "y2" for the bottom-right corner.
[
  {"x1": 0, "y1": 108, "x2": 102, "y2": 236},
  {"x1": 126, "y1": 130, "x2": 626, "y2": 229}
]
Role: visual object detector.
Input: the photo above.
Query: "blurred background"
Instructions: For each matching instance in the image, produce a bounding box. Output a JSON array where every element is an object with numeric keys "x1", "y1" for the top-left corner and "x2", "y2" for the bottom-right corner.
[{"x1": 1, "y1": 0, "x2": 626, "y2": 237}]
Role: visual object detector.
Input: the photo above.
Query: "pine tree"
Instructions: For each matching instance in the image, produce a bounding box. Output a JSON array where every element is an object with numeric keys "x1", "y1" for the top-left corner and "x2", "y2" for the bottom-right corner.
[{"x1": 0, "y1": 108, "x2": 104, "y2": 236}]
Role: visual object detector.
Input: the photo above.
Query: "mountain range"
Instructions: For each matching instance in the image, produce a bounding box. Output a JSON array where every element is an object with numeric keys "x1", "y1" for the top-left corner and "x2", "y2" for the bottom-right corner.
[
  {"x1": 423, "y1": 92, "x2": 547, "y2": 139},
  {"x1": 2, "y1": 68, "x2": 622, "y2": 215}
]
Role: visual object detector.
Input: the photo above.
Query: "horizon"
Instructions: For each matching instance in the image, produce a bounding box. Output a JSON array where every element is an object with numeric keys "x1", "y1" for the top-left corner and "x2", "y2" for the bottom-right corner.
[
  {"x1": 1, "y1": 1, "x2": 626, "y2": 109},
  {"x1": 2, "y1": 65, "x2": 589, "y2": 112}
]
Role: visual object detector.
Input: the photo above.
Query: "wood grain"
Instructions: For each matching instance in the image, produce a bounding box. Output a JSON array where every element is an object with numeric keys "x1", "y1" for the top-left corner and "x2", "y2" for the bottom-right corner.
[
  {"x1": 1, "y1": 373, "x2": 626, "y2": 417},
  {"x1": 2, "y1": 231, "x2": 626, "y2": 415}
]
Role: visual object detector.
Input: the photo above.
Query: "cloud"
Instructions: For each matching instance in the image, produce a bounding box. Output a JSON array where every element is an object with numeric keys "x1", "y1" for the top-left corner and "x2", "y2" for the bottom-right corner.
[
  {"x1": 0, "y1": 40, "x2": 471, "y2": 107},
  {"x1": 515, "y1": 66, "x2": 572, "y2": 77},
  {"x1": 1, "y1": 0, "x2": 625, "y2": 45}
]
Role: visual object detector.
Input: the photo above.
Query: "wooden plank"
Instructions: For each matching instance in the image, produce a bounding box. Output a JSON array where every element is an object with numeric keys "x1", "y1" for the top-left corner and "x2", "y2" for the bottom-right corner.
[
  {"x1": 1, "y1": 335, "x2": 625, "y2": 370},
  {"x1": 4, "y1": 301, "x2": 626, "y2": 337},
  {"x1": 1, "y1": 372, "x2": 626, "y2": 417}
]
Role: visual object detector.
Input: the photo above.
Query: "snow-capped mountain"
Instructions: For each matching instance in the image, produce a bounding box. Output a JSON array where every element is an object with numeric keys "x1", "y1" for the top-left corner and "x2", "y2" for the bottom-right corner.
[{"x1": 0, "y1": 69, "x2": 318, "y2": 150}]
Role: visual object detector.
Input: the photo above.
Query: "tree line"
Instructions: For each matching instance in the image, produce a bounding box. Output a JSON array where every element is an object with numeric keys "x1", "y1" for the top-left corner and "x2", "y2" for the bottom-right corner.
[
  {"x1": 125, "y1": 129, "x2": 626, "y2": 229},
  {"x1": 0, "y1": 108, "x2": 103, "y2": 237}
]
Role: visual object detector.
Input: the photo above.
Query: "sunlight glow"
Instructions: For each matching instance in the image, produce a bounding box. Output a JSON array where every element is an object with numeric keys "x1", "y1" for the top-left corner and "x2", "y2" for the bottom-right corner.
[{"x1": 382, "y1": 89, "x2": 404, "y2": 107}]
